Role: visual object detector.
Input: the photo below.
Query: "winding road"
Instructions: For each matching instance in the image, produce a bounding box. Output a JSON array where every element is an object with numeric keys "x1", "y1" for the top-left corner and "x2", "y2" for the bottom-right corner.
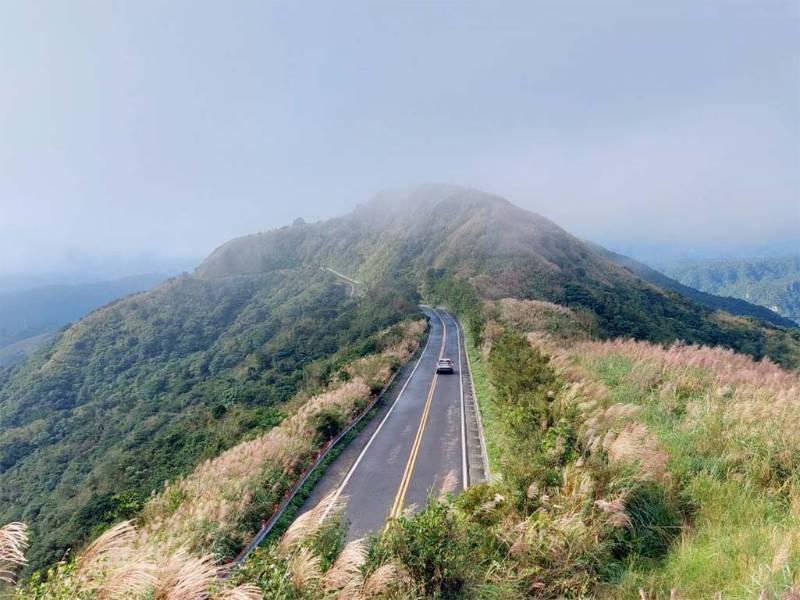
[{"x1": 301, "y1": 307, "x2": 487, "y2": 539}]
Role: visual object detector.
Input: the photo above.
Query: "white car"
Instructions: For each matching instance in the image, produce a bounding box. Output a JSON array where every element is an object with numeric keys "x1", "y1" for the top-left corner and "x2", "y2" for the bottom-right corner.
[{"x1": 436, "y1": 358, "x2": 454, "y2": 374}]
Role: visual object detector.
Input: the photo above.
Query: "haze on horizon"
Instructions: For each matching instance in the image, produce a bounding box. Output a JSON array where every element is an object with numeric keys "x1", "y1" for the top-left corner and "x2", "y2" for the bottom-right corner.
[{"x1": 1, "y1": 1, "x2": 798, "y2": 275}]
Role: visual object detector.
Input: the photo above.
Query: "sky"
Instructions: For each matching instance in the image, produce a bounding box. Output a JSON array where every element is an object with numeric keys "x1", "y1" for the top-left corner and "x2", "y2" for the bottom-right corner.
[{"x1": 1, "y1": 0, "x2": 798, "y2": 274}]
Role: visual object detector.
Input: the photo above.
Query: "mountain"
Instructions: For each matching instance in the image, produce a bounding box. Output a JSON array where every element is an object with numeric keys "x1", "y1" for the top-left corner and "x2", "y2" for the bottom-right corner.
[
  {"x1": 591, "y1": 245, "x2": 797, "y2": 328},
  {"x1": 0, "y1": 274, "x2": 175, "y2": 352},
  {"x1": 201, "y1": 185, "x2": 800, "y2": 365},
  {"x1": 2, "y1": 185, "x2": 799, "y2": 575},
  {"x1": 654, "y1": 256, "x2": 800, "y2": 325},
  {"x1": 0, "y1": 268, "x2": 416, "y2": 572}
]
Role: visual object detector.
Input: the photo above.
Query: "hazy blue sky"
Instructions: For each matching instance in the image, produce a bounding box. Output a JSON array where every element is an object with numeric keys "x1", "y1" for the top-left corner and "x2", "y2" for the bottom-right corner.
[{"x1": 1, "y1": 1, "x2": 798, "y2": 274}]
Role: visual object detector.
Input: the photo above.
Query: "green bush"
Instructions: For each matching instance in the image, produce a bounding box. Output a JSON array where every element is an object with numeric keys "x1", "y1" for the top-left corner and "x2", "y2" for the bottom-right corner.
[
  {"x1": 613, "y1": 481, "x2": 682, "y2": 560},
  {"x1": 373, "y1": 502, "x2": 471, "y2": 598},
  {"x1": 311, "y1": 408, "x2": 345, "y2": 444}
]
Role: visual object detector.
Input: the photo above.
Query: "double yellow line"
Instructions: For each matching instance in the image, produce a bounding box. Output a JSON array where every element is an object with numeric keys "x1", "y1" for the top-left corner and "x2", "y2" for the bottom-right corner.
[{"x1": 389, "y1": 310, "x2": 446, "y2": 519}]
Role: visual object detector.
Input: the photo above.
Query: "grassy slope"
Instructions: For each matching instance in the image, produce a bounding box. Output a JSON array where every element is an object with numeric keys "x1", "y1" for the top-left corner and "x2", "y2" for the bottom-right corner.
[
  {"x1": 10, "y1": 319, "x2": 426, "y2": 599},
  {"x1": 460, "y1": 299, "x2": 800, "y2": 598},
  {"x1": 4, "y1": 185, "x2": 799, "y2": 592},
  {"x1": 571, "y1": 343, "x2": 800, "y2": 598}
]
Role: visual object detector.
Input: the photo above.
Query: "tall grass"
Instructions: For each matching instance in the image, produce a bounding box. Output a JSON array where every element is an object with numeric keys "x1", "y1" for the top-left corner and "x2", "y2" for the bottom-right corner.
[
  {"x1": 556, "y1": 338, "x2": 800, "y2": 598},
  {"x1": 142, "y1": 319, "x2": 424, "y2": 557},
  {"x1": 10, "y1": 319, "x2": 425, "y2": 599},
  {"x1": 0, "y1": 522, "x2": 28, "y2": 584},
  {"x1": 494, "y1": 297, "x2": 596, "y2": 341},
  {"x1": 441, "y1": 304, "x2": 800, "y2": 598}
]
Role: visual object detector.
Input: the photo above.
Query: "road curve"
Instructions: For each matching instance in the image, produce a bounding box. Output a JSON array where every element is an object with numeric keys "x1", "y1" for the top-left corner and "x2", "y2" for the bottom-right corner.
[{"x1": 300, "y1": 307, "x2": 469, "y2": 539}]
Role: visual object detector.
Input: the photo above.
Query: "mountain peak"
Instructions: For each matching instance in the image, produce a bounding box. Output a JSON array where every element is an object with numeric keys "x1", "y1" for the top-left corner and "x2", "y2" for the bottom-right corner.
[{"x1": 196, "y1": 186, "x2": 582, "y2": 285}]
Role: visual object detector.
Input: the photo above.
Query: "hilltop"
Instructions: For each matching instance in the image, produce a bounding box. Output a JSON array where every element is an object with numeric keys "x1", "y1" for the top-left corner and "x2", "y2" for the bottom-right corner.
[{"x1": 201, "y1": 185, "x2": 800, "y2": 366}]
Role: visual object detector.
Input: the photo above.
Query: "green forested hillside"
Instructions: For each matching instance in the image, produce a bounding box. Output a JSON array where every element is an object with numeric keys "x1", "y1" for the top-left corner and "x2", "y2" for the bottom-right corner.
[
  {"x1": 0, "y1": 267, "x2": 416, "y2": 572},
  {"x1": 655, "y1": 255, "x2": 800, "y2": 325},
  {"x1": 591, "y1": 245, "x2": 797, "y2": 328}
]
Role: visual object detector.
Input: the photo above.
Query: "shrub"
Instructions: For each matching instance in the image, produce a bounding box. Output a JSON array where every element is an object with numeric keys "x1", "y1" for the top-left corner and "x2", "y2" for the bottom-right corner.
[
  {"x1": 311, "y1": 408, "x2": 345, "y2": 444},
  {"x1": 373, "y1": 502, "x2": 470, "y2": 598}
]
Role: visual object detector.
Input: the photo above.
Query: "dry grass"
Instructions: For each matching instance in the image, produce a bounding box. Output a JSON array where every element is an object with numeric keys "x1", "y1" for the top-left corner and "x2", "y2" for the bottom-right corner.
[
  {"x1": 216, "y1": 584, "x2": 263, "y2": 600},
  {"x1": 12, "y1": 518, "x2": 269, "y2": 599},
  {"x1": 288, "y1": 547, "x2": 321, "y2": 590},
  {"x1": 279, "y1": 490, "x2": 346, "y2": 555},
  {"x1": 11, "y1": 319, "x2": 424, "y2": 598},
  {"x1": 493, "y1": 297, "x2": 595, "y2": 341},
  {"x1": 603, "y1": 422, "x2": 670, "y2": 483},
  {"x1": 142, "y1": 379, "x2": 368, "y2": 552},
  {"x1": 550, "y1": 337, "x2": 800, "y2": 597},
  {"x1": 153, "y1": 550, "x2": 218, "y2": 599},
  {"x1": 323, "y1": 538, "x2": 367, "y2": 592},
  {"x1": 466, "y1": 311, "x2": 800, "y2": 597},
  {"x1": 560, "y1": 338, "x2": 800, "y2": 494},
  {"x1": 0, "y1": 522, "x2": 28, "y2": 584},
  {"x1": 360, "y1": 562, "x2": 414, "y2": 598},
  {"x1": 489, "y1": 461, "x2": 633, "y2": 596},
  {"x1": 76, "y1": 521, "x2": 158, "y2": 598},
  {"x1": 142, "y1": 319, "x2": 424, "y2": 555}
]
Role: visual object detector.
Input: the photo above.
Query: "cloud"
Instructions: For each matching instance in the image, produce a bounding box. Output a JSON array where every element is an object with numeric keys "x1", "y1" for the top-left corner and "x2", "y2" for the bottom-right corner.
[{"x1": 474, "y1": 103, "x2": 799, "y2": 247}]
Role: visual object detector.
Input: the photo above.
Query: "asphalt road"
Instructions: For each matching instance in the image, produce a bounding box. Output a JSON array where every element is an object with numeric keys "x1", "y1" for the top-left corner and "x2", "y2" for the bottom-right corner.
[{"x1": 300, "y1": 307, "x2": 468, "y2": 540}]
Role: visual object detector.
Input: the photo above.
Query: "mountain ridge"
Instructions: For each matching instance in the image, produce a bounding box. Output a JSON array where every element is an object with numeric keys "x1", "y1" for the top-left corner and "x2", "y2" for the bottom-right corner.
[
  {"x1": 198, "y1": 186, "x2": 800, "y2": 365},
  {"x1": 591, "y1": 244, "x2": 797, "y2": 328},
  {"x1": 656, "y1": 255, "x2": 800, "y2": 325}
]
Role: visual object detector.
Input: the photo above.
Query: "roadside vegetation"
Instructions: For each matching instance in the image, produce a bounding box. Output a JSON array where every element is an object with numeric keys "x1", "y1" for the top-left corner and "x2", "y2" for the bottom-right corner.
[
  {"x1": 1, "y1": 319, "x2": 425, "y2": 599},
  {"x1": 4, "y1": 288, "x2": 798, "y2": 598},
  {"x1": 337, "y1": 295, "x2": 798, "y2": 598},
  {"x1": 4, "y1": 190, "x2": 800, "y2": 598}
]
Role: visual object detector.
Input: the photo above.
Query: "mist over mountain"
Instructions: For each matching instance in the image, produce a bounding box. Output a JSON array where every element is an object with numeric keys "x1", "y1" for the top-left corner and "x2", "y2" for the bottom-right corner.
[
  {"x1": 0, "y1": 256, "x2": 197, "y2": 295},
  {"x1": 201, "y1": 186, "x2": 800, "y2": 365},
  {"x1": 0, "y1": 274, "x2": 173, "y2": 349},
  {"x1": 0, "y1": 1, "x2": 796, "y2": 594}
]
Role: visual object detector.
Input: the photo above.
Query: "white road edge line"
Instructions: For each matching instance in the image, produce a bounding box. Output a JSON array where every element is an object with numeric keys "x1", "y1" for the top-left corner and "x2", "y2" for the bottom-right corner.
[{"x1": 318, "y1": 308, "x2": 438, "y2": 523}]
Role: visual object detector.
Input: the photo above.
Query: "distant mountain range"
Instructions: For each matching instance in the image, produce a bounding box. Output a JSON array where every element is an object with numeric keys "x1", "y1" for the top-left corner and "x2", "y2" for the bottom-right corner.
[
  {"x1": 0, "y1": 273, "x2": 174, "y2": 365},
  {"x1": 0, "y1": 257, "x2": 198, "y2": 295},
  {"x1": 591, "y1": 246, "x2": 798, "y2": 328},
  {"x1": 653, "y1": 256, "x2": 800, "y2": 326}
]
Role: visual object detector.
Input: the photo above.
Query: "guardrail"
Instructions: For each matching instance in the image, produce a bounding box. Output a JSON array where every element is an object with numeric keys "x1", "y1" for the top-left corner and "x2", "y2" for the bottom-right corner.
[{"x1": 460, "y1": 320, "x2": 491, "y2": 482}]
